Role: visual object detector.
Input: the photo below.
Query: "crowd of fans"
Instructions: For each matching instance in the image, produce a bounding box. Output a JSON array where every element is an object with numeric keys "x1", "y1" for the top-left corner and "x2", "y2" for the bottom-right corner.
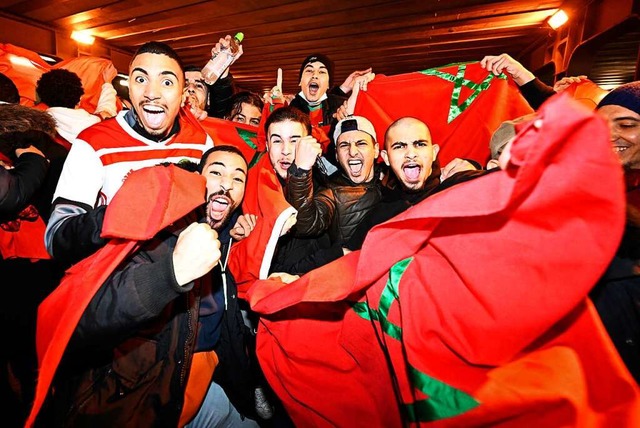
[{"x1": 1, "y1": 34, "x2": 639, "y2": 428}]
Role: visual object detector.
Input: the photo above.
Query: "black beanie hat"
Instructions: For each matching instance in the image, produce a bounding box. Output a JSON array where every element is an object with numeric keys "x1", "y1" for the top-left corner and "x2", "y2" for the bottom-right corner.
[
  {"x1": 596, "y1": 81, "x2": 640, "y2": 115},
  {"x1": 299, "y1": 53, "x2": 334, "y2": 86}
]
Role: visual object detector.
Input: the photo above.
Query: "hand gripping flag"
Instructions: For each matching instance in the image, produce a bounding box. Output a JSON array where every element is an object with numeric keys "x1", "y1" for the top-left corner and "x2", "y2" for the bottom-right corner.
[
  {"x1": 354, "y1": 62, "x2": 535, "y2": 166},
  {"x1": 247, "y1": 94, "x2": 640, "y2": 427}
]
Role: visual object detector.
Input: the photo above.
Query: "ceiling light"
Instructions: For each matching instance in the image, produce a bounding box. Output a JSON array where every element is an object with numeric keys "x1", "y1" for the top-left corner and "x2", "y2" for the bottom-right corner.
[
  {"x1": 71, "y1": 30, "x2": 95, "y2": 45},
  {"x1": 548, "y1": 10, "x2": 568, "y2": 30}
]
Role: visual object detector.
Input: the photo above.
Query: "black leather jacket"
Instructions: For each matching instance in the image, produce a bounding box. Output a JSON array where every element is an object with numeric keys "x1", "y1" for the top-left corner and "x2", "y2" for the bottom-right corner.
[{"x1": 286, "y1": 163, "x2": 382, "y2": 245}]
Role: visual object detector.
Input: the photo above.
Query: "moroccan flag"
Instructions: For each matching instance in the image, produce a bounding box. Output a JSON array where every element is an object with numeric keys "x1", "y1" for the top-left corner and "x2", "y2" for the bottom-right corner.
[
  {"x1": 247, "y1": 94, "x2": 640, "y2": 426},
  {"x1": 228, "y1": 154, "x2": 296, "y2": 298},
  {"x1": 354, "y1": 62, "x2": 534, "y2": 166},
  {"x1": 26, "y1": 165, "x2": 206, "y2": 427},
  {"x1": 199, "y1": 117, "x2": 265, "y2": 168}
]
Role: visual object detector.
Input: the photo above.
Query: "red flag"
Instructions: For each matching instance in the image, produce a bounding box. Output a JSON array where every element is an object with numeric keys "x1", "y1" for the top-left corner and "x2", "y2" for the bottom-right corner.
[
  {"x1": 247, "y1": 94, "x2": 640, "y2": 426},
  {"x1": 0, "y1": 44, "x2": 121, "y2": 113},
  {"x1": 228, "y1": 155, "x2": 296, "y2": 298},
  {"x1": 26, "y1": 165, "x2": 206, "y2": 427},
  {"x1": 199, "y1": 117, "x2": 264, "y2": 168},
  {"x1": 0, "y1": 43, "x2": 50, "y2": 106},
  {"x1": 54, "y1": 56, "x2": 123, "y2": 113},
  {"x1": 354, "y1": 62, "x2": 534, "y2": 166},
  {"x1": 562, "y1": 79, "x2": 608, "y2": 111}
]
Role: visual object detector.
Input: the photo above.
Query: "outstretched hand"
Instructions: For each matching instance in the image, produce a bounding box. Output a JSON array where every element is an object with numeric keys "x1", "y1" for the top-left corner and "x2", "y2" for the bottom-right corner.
[
  {"x1": 480, "y1": 53, "x2": 535, "y2": 86},
  {"x1": 102, "y1": 62, "x2": 118, "y2": 83},
  {"x1": 340, "y1": 67, "x2": 373, "y2": 93},
  {"x1": 267, "y1": 68, "x2": 285, "y2": 104},
  {"x1": 553, "y1": 75, "x2": 588, "y2": 92},
  {"x1": 210, "y1": 35, "x2": 244, "y2": 79}
]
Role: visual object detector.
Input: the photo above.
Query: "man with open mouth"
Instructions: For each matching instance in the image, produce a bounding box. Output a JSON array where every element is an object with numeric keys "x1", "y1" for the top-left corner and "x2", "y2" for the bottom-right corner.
[
  {"x1": 289, "y1": 53, "x2": 348, "y2": 173},
  {"x1": 289, "y1": 53, "x2": 346, "y2": 129},
  {"x1": 45, "y1": 41, "x2": 214, "y2": 267},
  {"x1": 285, "y1": 115, "x2": 382, "y2": 273},
  {"x1": 343, "y1": 116, "x2": 485, "y2": 251},
  {"x1": 31, "y1": 147, "x2": 261, "y2": 427}
]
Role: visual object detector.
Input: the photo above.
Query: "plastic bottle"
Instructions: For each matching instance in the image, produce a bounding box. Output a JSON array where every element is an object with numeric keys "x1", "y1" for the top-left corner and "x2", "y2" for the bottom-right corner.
[{"x1": 201, "y1": 32, "x2": 244, "y2": 85}]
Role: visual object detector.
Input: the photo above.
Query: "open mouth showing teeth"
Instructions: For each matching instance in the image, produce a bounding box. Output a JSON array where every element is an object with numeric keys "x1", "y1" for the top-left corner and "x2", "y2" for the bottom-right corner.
[
  {"x1": 209, "y1": 196, "x2": 230, "y2": 219},
  {"x1": 613, "y1": 146, "x2": 628, "y2": 153},
  {"x1": 403, "y1": 164, "x2": 421, "y2": 181},
  {"x1": 141, "y1": 105, "x2": 166, "y2": 128},
  {"x1": 348, "y1": 160, "x2": 363, "y2": 175},
  {"x1": 143, "y1": 105, "x2": 164, "y2": 113}
]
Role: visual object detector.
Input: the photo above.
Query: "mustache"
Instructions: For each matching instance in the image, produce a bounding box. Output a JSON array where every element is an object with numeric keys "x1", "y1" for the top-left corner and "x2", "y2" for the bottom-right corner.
[{"x1": 207, "y1": 189, "x2": 235, "y2": 205}]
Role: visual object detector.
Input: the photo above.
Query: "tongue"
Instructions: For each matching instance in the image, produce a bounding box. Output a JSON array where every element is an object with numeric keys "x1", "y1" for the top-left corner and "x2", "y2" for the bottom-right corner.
[
  {"x1": 404, "y1": 166, "x2": 420, "y2": 180},
  {"x1": 210, "y1": 200, "x2": 228, "y2": 212},
  {"x1": 143, "y1": 110, "x2": 165, "y2": 128},
  {"x1": 349, "y1": 163, "x2": 363, "y2": 175}
]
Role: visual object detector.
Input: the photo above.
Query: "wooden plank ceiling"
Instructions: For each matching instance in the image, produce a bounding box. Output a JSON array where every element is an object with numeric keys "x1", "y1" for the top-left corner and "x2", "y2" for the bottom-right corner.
[{"x1": 0, "y1": 0, "x2": 586, "y2": 95}]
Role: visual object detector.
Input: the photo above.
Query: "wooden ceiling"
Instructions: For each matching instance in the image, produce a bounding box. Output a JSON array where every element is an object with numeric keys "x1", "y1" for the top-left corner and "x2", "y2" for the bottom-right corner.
[{"x1": 1, "y1": 0, "x2": 589, "y2": 95}]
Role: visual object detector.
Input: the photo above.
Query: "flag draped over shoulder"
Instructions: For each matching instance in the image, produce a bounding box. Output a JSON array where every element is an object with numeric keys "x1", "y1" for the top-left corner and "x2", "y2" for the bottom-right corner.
[
  {"x1": 354, "y1": 62, "x2": 534, "y2": 166},
  {"x1": 26, "y1": 165, "x2": 206, "y2": 427},
  {"x1": 247, "y1": 94, "x2": 640, "y2": 427},
  {"x1": 228, "y1": 155, "x2": 296, "y2": 298}
]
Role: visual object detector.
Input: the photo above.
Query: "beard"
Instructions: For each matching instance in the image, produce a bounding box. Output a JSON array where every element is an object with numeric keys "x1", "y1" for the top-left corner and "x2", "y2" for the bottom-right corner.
[{"x1": 205, "y1": 189, "x2": 236, "y2": 231}]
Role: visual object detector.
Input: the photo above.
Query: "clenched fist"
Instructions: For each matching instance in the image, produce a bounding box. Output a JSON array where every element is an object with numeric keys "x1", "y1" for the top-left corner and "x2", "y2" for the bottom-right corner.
[
  {"x1": 172, "y1": 222, "x2": 221, "y2": 286},
  {"x1": 294, "y1": 135, "x2": 322, "y2": 170}
]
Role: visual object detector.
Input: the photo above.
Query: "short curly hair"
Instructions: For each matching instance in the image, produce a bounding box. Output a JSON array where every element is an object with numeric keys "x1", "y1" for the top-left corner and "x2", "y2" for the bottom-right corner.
[
  {"x1": 36, "y1": 69, "x2": 84, "y2": 108},
  {"x1": 0, "y1": 72, "x2": 19, "y2": 103}
]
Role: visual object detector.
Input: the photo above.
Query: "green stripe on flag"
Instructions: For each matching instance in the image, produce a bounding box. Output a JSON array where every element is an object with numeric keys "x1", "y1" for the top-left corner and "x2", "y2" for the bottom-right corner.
[
  {"x1": 248, "y1": 151, "x2": 265, "y2": 169},
  {"x1": 420, "y1": 64, "x2": 506, "y2": 123},
  {"x1": 236, "y1": 127, "x2": 258, "y2": 150},
  {"x1": 353, "y1": 257, "x2": 479, "y2": 421},
  {"x1": 405, "y1": 365, "x2": 479, "y2": 422}
]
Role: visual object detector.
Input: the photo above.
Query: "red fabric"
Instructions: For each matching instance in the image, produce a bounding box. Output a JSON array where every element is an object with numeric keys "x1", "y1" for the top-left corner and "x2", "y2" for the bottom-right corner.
[
  {"x1": 0, "y1": 44, "x2": 121, "y2": 113},
  {"x1": 563, "y1": 79, "x2": 608, "y2": 111},
  {"x1": 0, "y1": 213, "x2": 50, "y2": 260},
  {"x1": 26, "y1": 165, "x2": 206, "y2": 427},
  {"x1": 311, "y1": 125, "x2": 331, "y2": 153},
  {"x1": 228, "y1": 155, "x2": 295, "y2": 298},
  {"x1": 247, "y1": 95, "x2": 640, "y2": 426},
  {"x1": 353, "y1": 62, "x2": 534, "y2": 166},
  {"x1": 54, "y1": 56, "x2": 123, "y2": 113},
  {"x1": 200, "y1": 117, "x2": 264, "y2": 167},
  {"x1": 53, "y1": 133, "x2": 72, "y2": 151},
  {"x1": 0, "y1": 44, "x2": 50, "y2": 106}
]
